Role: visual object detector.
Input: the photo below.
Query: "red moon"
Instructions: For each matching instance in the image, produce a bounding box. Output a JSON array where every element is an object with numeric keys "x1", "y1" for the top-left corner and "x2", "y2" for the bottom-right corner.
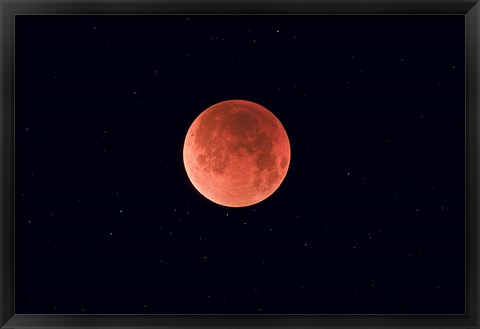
[{"x1": 183, "y1": 99, "x2": 290, "y2": 208}]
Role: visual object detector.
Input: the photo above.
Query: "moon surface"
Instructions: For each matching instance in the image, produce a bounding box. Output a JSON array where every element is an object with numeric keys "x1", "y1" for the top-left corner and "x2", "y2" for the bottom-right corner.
[{"x1": 183, "y1": 99, "x2": 290, "y2": 207}]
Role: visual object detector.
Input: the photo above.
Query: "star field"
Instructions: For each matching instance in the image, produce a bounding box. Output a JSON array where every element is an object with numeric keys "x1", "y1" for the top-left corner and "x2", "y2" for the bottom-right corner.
[{"x1": 15, "y1": 14, "x2": 465, "y2": 314}]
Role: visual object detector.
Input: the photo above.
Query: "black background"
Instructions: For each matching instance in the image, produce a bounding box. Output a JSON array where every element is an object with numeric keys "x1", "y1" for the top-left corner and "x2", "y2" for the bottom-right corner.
[{"x1": 15, "y1": 15, "x2": 465, "y2": 314}]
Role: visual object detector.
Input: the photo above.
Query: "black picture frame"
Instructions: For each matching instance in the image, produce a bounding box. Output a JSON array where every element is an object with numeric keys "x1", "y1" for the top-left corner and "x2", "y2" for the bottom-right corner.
[{"x1": 1, "y1": 0, "x2": 479, "y2": 328}]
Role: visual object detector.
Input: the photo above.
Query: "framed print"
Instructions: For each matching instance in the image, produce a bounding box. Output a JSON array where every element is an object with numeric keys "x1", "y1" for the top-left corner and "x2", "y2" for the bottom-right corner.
[{"x1": 1, "y1": 1, "x2": 479, "y2": 328}]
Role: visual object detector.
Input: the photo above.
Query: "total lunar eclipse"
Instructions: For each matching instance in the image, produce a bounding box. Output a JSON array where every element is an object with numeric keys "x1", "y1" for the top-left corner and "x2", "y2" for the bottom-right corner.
[{"x1": 183, "y1": 99, "x2": 291, "y2": 207}]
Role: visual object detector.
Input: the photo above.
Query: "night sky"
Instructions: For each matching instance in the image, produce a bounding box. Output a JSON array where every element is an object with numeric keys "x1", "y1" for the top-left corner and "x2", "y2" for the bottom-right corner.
[{"x1": 15, "y1": 15, "x2": 465, "y2": 314}]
